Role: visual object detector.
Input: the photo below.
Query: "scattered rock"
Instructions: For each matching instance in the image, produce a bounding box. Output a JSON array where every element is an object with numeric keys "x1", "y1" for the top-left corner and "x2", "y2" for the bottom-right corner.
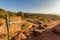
[
  {"x1": 11, "y1": 32, "x2": 27, "y2": 40},
  {"x1": 31, "y1": 30, "x2": 40, "y2": 36},
  {"x1": 43, "y1": 24, "x2": 48, "y2": 27},
  {"x1": 53, "y1": 28, "x2": 60, "y2": 35},
  {"x1": 0, "y1": 34, "x2": 6, "y2": 38},
  {"x1": 0, "y1": 22, "x2": 2, "y2": 26}
]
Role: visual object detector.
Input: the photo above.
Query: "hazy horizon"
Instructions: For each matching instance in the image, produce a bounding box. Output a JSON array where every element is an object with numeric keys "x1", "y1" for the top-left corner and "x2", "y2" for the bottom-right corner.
[{"x1": 0, "y1": 0, "x2": 60, "y2": 14}]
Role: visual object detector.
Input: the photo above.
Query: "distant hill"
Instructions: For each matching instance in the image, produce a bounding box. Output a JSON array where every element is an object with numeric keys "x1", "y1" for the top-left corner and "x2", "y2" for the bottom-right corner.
[
  {"x1": 24, "y1": 13, "x2": 60, "y2": 22},
  {"x1": 0, "y1": 8, "x2": 60, "y2": 22}
]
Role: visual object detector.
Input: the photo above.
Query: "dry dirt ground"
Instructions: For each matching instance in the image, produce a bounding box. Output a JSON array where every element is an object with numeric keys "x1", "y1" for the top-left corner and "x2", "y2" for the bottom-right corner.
[
  {"x1": 26, "y1": 21, "x2": 60, "y2": 40},
  {"x1": 0, "y1": 17, "x2": 60, "y2": 40}
]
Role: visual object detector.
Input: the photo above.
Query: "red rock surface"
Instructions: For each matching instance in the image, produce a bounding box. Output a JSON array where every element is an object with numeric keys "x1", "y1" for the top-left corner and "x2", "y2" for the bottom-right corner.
[{"x1": 26, "y1": 23, "x2": 60, "y2": 40}]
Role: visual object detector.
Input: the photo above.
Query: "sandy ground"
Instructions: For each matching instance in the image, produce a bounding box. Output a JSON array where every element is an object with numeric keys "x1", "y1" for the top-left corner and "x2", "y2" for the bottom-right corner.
[{"x1": 0, "y1": 17, "x2": 60, "y2": 40}]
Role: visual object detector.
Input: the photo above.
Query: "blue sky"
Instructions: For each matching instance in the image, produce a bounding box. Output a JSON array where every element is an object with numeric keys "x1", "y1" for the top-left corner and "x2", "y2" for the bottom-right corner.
[{"x1": 0, "y1": 0, "x2": 60, "y2": 14}]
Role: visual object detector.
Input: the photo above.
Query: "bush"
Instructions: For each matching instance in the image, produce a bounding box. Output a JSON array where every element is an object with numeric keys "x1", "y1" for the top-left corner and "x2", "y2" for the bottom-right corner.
[
  {"x1": 7, "y1": 11, "x2": 16, "y2": 16},
  {"x1": 21, "y1": 22, "x2": 30, "y2": 31},
  {"x1": 0, "y1": 14, "x2": 5, "y2": 18}
]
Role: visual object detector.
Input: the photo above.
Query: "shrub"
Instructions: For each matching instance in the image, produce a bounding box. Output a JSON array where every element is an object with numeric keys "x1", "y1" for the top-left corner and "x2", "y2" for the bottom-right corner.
[
  {"x1": 21, "y1": 22, "x2": 30, "y2": 31},
  {"x1": 0, "y1": 14, "x2": 5, "y2": 18}
]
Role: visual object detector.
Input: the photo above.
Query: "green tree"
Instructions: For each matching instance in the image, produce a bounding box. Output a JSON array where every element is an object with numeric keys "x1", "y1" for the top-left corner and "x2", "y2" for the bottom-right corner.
[
  {"x1": 7, "y1": 11, "x2": 16, "y2": 16},
  {"x1": 0, "y1": 8, "x2": 6, "y2": 18},
  {"x1": 17, "y1": 11, "x2": 24, "y2": 19},
  {"x1": 0, "y1": 8, "x2": 5, "y2": 12}
]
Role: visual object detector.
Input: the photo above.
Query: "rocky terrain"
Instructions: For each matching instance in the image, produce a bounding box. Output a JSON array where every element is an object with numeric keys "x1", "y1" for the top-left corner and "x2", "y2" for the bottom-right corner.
[{"x1": 0, "y1": 16, "x2": 60, "y2": 40}]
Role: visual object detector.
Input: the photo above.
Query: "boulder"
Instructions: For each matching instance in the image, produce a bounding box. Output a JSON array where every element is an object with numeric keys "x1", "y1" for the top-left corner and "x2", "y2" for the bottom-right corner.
[{"x1": 53, "y1": 28, "x2": 60, "y2": 35}]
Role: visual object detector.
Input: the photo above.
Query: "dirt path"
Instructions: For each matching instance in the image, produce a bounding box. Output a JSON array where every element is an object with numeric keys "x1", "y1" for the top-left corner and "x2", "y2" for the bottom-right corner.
[{"x1": 29, "y1": 21, "x2": 60, "y2": 40}]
